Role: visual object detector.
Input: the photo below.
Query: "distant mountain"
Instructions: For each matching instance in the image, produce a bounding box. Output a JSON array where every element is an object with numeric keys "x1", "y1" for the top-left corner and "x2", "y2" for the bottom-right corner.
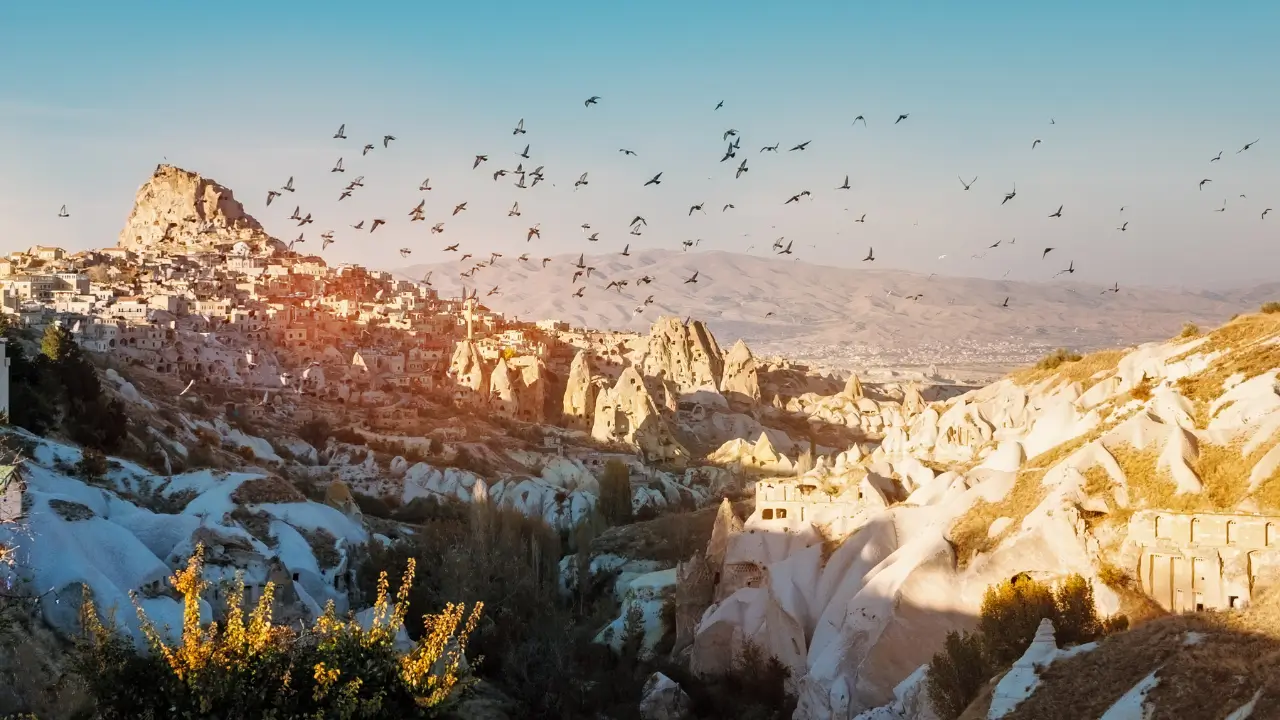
[{"x1": 397, "y1": 249, "x2": 1261, "y2": 369}]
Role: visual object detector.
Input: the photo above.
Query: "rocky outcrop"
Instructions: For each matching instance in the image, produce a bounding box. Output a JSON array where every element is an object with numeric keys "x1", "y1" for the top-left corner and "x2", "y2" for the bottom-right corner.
[
  {"x1": 639, "y1": 672, "x2": 693, "y2": 720},
  {"x1": 514, "y1": 358, "x2": 548, "y2": 424},
  {"x1": 720, "y1": 339, "x2": 761, "y2": 410},
  {"x1": 844, "y1": 372, "x2": 864, "y2": 400},
  {"x1": 118, "y1": 164, "x2": 285, "y2": 254},
  {"x1": 591, "y1": 366, "x2": 688, "y2": 464},
  {"x1": 489, "y1": 357, "x2": 518, "y2": 418},
  {"x1": 448, "y1": 340, "x2": 489, "y2": 407},
  {"x1": 642, "y1": 317, "x2": 724, "y2": 394},
  {"x1": 562, "y1": 350, "x2": 597, "y2": 431}
]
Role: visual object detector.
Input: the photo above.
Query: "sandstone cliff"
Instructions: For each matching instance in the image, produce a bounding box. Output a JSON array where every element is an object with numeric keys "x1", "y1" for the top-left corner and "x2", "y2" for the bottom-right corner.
[
  {"x1": 641, "y1": 316, "x2": 724, "y2": 395},
  {"x1": 562, "y1": 350, "x2": 598, "y2": 431},
  {"x1": 719, "y1": 339, "x2": 761, "y2": 411},
  {"x1": 118, "y1": 164, "x2": 285, "y2": 254}
]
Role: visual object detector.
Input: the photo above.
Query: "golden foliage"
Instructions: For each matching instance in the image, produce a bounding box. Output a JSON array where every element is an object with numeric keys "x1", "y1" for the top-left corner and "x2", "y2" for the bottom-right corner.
[
  {"x1": 1173, "y1": 312, "x2": 1280, "y2": 404},
  {"x1": 79, "y1": 543, "x2": 482, "y2": 716},
  {"x1": 1010, "y1": 348, "x2": 1128, "y2": 391}
]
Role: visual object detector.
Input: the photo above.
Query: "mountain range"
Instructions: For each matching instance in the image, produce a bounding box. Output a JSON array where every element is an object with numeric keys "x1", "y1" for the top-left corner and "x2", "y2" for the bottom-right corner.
[{"x1": 398, "y1": 249, "x2": 1265, "y2": 370}]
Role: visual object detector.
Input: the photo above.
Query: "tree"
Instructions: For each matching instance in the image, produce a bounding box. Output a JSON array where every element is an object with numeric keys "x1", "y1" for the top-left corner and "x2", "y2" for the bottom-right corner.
[
  {"x1": 925, "y1": 631, "x2": 991, "y2": 719},
  {"x1": 599, "y1": 459, "x2": 633, "y2": 526}
]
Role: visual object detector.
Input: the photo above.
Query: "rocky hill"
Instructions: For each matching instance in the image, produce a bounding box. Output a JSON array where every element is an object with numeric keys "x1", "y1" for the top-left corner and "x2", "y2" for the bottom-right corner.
[
  {"x1": 400, "y1": 249, "x2": 1258, "y2": 371},
  {"x1": 117, "y1": 164, "x2": 286, "y2": 255}
]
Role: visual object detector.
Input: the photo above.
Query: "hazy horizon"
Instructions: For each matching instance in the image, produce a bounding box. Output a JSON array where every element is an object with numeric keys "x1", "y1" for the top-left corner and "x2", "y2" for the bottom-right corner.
[{"x1": 3, "y1": 1, "x2": 1278, "y2": 290}]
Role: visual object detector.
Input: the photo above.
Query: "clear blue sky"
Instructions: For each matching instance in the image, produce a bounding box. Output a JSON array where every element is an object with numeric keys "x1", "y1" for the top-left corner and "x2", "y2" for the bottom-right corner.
[{"x1": 1, "y1": 0, "x2": 1277, "y2": 289}]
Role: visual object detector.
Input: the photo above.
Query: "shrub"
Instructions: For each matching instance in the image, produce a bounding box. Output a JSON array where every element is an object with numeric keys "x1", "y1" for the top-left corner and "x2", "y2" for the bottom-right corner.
[
  {"x1": 979, "y1": 574, "x2": 1060, "y2": 667},
  {"x1": 1261, "y1": 301, "x2": 1280, "y2": 314},
  {"x1": 1180, "y1": 322, "x2": 1200, "y2": 338},
  {"x1": 75, "y1": 448, "x2": 110, "y2": 482},
  {"x1": 1035, "y1": 348, "x2": 1082, "y2": 371},
  {"x1": 73, "y1": 544, "x2": 483, "y2": 718},
  {"x1": 926, "y1": 630, "x2": 991, "y2": 719},
  {"x1": 599, "y1": 459, "x2": 633, "y2": 526}
]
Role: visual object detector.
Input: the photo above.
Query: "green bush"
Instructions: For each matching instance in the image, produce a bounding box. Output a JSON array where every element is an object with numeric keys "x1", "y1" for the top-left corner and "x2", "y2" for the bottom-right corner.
[
  {"x1": 925, "y1": 631, "x2": 991, "y2": 719},
  {"x1": 926, "y1": 573, "x2": 1126, "y2": 719}
]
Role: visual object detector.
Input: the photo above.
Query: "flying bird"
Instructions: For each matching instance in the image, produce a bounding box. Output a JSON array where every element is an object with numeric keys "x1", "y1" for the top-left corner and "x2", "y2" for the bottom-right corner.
[
  {"x1": 282, "y1": 176, "x2": 295, "y2": 192},
  {"x1": 493, "y1": 169, "x2": 508, "y2": 181},
  {"x1": 1002, "y1": 183, "x2": 1017, "y2": 204},
  {"x1": 331, "y1": 158, "x2": 344, "y2": 173},
  {"x1": 715, "y1": 100, "x2": 724, "y2": 110},
  {"x1": 1263, "y1": 208, "x2": 1272, "y2": 219},
  {"x1": 761, "y1": 144, "x2": 779, "y2": 152},
  {"x1": 584, "y1": 96, "x2": 600, "y2": 107},
  {"x1": 573, "y1": 287, "x2": 586, "y2": 298},
  {"x1": 777, "y1": 240, "x2": 793, "y2": 255},
  {"x1": 419, "y1": 178, "x2": 432, "y2": 191},
  {"x1": 383, "y1": 135, "x2": 395, "y2": 148},
  {"x1": 1210, "y1": 151, "x2": 1223, "y2": 162},
  {"x1": 1238, "y1": 139, "x2": 1260, "y2": 153},
  {"x1": 735, "y1": 158, "x2": 748, "y2": 179},
  {"x1": 370, "y1": 219, "x2": 385, "y2": 233},
  {"x1": 432, "y1": 222, "x2": 445, "y2": 234},
  {"x1": 508, "y1": 202, "x2": 521, "y2": 217},
  {"x1": 1032, "y1": 139, "x2": 1041, "y2": 149},
  {"x1": 517, "y1": 144, "x2": 530, "y2": 159},
  {"x1": 333, "y1": 124, "x2": 346, "y2": 139},
  {"x1": 488, "y1": 286, "x2": 501, "y2": 297},
  {"x1": 351, "y1": 220, "x2": 364, "y2": 230},
  {"x1": 363, "y1": 144, "x2": 375, "y2": 156},
  {"x1": 1117, "y1": 222, "x2": 1128, "y2": 231},
  {"x1": 862, "y1": 247, "x2": 875, "y2": 262},
  {"x1": 1103, "y1": 282, "x2": 1120, "y2": 294},
  {"x1": 789, "y1": 141, "x2": 811, "y2": 151},
  {"x1": 1200, "y1": 179, "x2": 1212, "y2": 190},
  {"x1": 723, "y1": 129, "x2": 738, "y2": 141},
  {"x1": 542, "y1": 258, "x2": 551, "y2": 267},
  {"x1": 1042, "y1": 247, "x2": 1054, "y2": 258},
  {"x1": 621, "y1": 244, "x2": 630, "y2": 256},
  {"x1": 723, "y1": 204, "x2": 735, "y2": 212},
  {"x1": 399, "y1": 248, "x2": 412, "y2": 258},
  {"x1": 513, "y1": 118, "x2": 525, "y2": 135},
  {"x1": 620, "y1": 148, "x2": 637, "y2": 156},
  {"x1": 1049, "y1": 205, "x2": 1063, "y2": 218},
  {"x1": 644, "y1": 172, "x2": 663, "y2": 186},
  {"x1": 527, "y1": 224, "x2": 541, "y2": 241},
  {"x1": 453, "y1": 202, "x2": 467, "y2": 215},
  {"x1": 1001, "y1": 297, "x2": 1009, "y2": 308},
  {"x1": 575, "y1": 172, "x2": 589, "y2": 188},
  {"x1": 853, "y1": 115, "x2": 866, "y2": 126},
  {"x1": 854, "y1": 214, "x2": 866, "y2": 223},
  {"x1": 959, "y1": 176, "x2": 977, "y2": 191},
  {"x1": 267, "y1": 191, "x2": 282, "y2": 205},
  {"x1": 689, "y1": 203, "x2": 705, "y2": 215},
  {"x1": 684, "y1": 271, "x2": 699, "y2": 284},
  {"x1": 1054, "y1": 260, "x2": 1075, "y2": 277},
  {"x1": 444, "y1": 244, "x2": 460, "y2": 252},
  {"x1": 837, "y1": 175, "x2": 851, "y2": 190},
  {"x1": 473, "y1": 155, "x2": 488, "y2": 169},
  {"x1": 895, "y1": 114, "x2": 909, "y2": 124}
]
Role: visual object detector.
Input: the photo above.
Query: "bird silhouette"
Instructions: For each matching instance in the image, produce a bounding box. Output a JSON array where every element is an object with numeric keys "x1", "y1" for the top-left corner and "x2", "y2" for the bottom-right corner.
[
  {"x1": 473, "y1": 155, "x2": 488, "y2": 169},
  {"x1": 761, "y1": 144, "x2": 779, "y2": 152},
  {"x1": 1117, "y1": 222, "x2": 1128, "y2": 231},
  {"x1": 518, "y1": 144, "x2": 530, "y2": 159},
  {"x1": 1210, "y1": 151, "x2": 1222, "y2": 162},
  {"x1": 432, "y1": 222, "x2": 445, "y2": 234},
  {"x1": 1002, "y1": 184, "x2": 1017, "y2": 204},
  {"x1": 1032, "y1": 139, "x2": 1041, "y2": 149},
  {"x1": 363, "y1": 144, "x2": 375, "y2": 156},
  {"x1": 383, "y1": 135, "x2": 395, "y2": 148},
  {"x1": 644, "y1": 172, "x2": 663, "y2": 186},
  {"x1": 453, "y1": 202, "x2": 467, "y2": 216},
  {"x1": 370, "y1": 219, "x2": 385, "y2": 233},
  {"x1": 1049, "y1": 205, "x2": 1063, "y2": 218},
  {"x1": 735, "y1": 158, "x2": 748, "y2": 179},
  {"x1": 684, "y1": 271, "x2": 699, "y2": 284},
  {"x1": 895, "y1": 114, "x2": 909, "y2": 124},
  {"x1": 853, "y1": 115, "x2": 867, "y2": 127},
  {"x1": 1054, "y1": 260, "x2": 1075, "y2": 277},
  {"x1": 282, "y1": 176, "x2": 295, "y2": 192},
  {"x1": 584, "y1": 96, "x2": 600, "y2": 107},
  {"x1": 575, "y1": 172, "x2": 589, "y2": 188},
  {"x1": 1042, "y1": 247, "x2": 1054, "y2": 258},
  {"x1": 854, "y1": 214, "x2": 866, "y2": 223},
  {"x1": 513, "y1": 118, "x2": 525, "y2": 135},
  {"x1": 837, "y1": 175, "x2": 851, "y2": 190},
  {"x1": 1238, "y1": 139, "x2": 1260, "y2": 153},
  {"x1": 527, "y1": 224, "x2": 541, "y2": 241},
  {"x1": 331, "y1": 158, "x2": 344, "y2": 172},
  {"x1": 959, "y1": 176, "x2": 977, "y2": 190},
  {"x1": 789, "y1": 141, "x2": 811, "y2": 151},
  {"x1": 723, "y1": 204, "x2": 735, "y2": 212},
  {"x1": 620, "y1": 148, "x2": 637, "y2": 156},
  {"x1": 444, "y1": 244, "x2": 459, "y2": 252},
  {"x1": 715, "y1": 100, "x2": 724, "y2": 110},
  {"x1": 508, "y1": 202, "x2": 520, "y2": 217},
  {"x1": 1200, "y1": 179, "x2": 1212, "y2": 190},
  {"x1": 333, "y1": 124, "x2": 346, "y2": 139},
  {"x1": 689, "y1": 203, "x2": 705, "y2": 215},
  {"x1": 1264, "y1": 208, "x2": 1272, "y2": 219},
  {"x1": 419, "y1": 178, "x2": 432, "y2": 191},
  {"x1": 1001, "y1": 297, "x2": 1010, "y2": 308},
  {"x1": 862, "y1": 247, "x2": 875, "y2": 262}
]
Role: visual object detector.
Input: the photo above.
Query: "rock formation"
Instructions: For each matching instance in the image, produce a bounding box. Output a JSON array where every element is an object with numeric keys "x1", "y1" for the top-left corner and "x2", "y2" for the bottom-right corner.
[
  {"x1": 591, "y1": 366, "x2": 688, "y2": 463},
  {"x1": 639, "y1": 672, "x2": 693, "y2": 720},
  {"x1": 641, "y1": 317, "x2": 724, "y2": 395},
  {"x1": 489, "y1": 358, "x2": 519, "y2": 418},
  {"x1": 562, "y1": 350, "x2": 597, "y2": 431},
  {"x1": 988, "y1": 618, "x2": 1057, "y2": 719},
  {"x1": 719, "y1": 339, "x2": 761, "y2": 410},
  {"x1": 448, "y1": 340, "x2": 489, "y2": 407},
  {"x1": 843, "y1": 371, "x2": 864, "y2": 400},
  {"x1": 118, "y1": 164, "x2": 285, "y2": 254},
  {"x1": 514, "y1": 358, "x2": 548, "y2": 424}
]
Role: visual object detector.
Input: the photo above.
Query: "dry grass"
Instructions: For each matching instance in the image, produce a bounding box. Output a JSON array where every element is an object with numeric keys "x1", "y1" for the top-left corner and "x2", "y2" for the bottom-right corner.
[
  {"x1": 589, "y1": 500, "x2": 752, "y2": 564},
  {"x1": 1005, "y1": 609, "x2": 1280, "y2": 720},
  {"x1": 298, "y1": 526, "x2": 340, "y2": 570},
  {"x1": 1252, "y1": 456, "x2": 1280, "y2": 512},
  {"x1": 949, "y1": 422, "x2": 1129, "y2": 567},
  {"x1": 1174, "y1": 312, "x2": 1280, "y2": 404},
  {"x1": 1104, "y1": 437, "x2": 1280, "y2": 514},
  {"x1": 1010, "y1": 348, "x2": 1128, "y2": 391},
  {"x1": 230, "y1": 476, "x2": 306, "y2": 505}
]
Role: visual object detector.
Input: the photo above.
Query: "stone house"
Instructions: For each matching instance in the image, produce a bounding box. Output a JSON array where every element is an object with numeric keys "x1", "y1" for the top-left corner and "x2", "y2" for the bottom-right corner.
[{"x1": 1129, "y1": 510, "x2": 1280, "y2": 612}]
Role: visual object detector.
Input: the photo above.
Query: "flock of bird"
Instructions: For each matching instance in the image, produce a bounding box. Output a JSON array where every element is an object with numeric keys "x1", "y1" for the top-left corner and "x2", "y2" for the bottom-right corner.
[{"x1": 53, "y1": 97, "x2": 1268, "y2": 317}]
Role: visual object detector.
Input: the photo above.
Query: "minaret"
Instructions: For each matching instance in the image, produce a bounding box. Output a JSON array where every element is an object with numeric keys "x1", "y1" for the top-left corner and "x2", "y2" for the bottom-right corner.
[{"x1": 463, "y1": 296, "x2": 476, "y2": 341}]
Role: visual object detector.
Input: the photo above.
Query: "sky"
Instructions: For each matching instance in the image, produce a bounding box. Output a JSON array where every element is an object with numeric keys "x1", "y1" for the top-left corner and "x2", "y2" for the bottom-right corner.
[{"x1": 1, "y1": 0, "x2": 1277, "y2": 290}]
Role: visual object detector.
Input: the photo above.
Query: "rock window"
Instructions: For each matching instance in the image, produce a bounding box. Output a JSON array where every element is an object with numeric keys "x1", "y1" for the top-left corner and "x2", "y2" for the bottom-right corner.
[
  {"x1": 1227, "y1": 520, "x2": 1238, "y2": 546},
  {"x1": 762, "y1": 509, "x2": 774, "y2": 520},
  {"x1": 776, "y1": 508, "x2": 788, "y2": 519},
  {"x1": 292, "y1": 572, "x2": 300, "y2": 582}
]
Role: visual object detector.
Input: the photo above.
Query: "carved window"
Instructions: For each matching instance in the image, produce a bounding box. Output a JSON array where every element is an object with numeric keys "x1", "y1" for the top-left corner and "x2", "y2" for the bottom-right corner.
[
  {"x1": 776, "y1": 508, "x2": 788, "y2": 519},
  {"x1": 1227, "y1": 520, "x2": 1238, "y2": 546},
  {"x1": 762, "y1": 509, "x2": 774, "y2": 520},
  {"x1": 1155, "y1": 515, "x2": 1169, "y2": 539}
]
